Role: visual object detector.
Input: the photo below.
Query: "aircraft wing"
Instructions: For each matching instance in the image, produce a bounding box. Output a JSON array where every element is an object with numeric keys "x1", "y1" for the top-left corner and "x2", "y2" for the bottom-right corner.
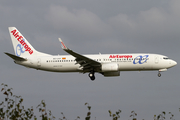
[{"x1": 59, "y1": 38, "x2": 101, "y2": 72}]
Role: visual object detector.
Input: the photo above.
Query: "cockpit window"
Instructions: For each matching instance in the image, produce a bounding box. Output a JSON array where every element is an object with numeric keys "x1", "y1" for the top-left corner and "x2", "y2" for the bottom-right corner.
[{"x1": 163, "y1": 57, "x2": 170, "y2": 60}]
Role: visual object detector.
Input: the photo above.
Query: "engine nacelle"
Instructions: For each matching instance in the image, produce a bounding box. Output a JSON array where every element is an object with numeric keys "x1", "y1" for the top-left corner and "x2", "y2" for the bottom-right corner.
[
  {"x1": 101, "y1": 63, "x2": 119, "y2": 72},
  {"x1": 103, "y1": 71, "x2": 120, "y2": 77}
]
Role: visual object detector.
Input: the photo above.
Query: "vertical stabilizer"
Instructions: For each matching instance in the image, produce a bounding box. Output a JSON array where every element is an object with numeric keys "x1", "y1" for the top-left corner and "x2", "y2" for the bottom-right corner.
[{"x1": 8, "y1": 27, "x2": 50, "y2": 57}]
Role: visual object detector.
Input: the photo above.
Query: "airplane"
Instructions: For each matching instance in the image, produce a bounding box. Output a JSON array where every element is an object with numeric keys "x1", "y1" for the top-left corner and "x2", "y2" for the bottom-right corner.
[{"x1": 5, "y1": 27, "x2": 177, "y2": 81}]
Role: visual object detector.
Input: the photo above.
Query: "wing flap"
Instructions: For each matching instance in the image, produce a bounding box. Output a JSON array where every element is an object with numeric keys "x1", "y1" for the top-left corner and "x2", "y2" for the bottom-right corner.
[{"x1": 5, "y1": 52, "x2": 27, "y2": 61}]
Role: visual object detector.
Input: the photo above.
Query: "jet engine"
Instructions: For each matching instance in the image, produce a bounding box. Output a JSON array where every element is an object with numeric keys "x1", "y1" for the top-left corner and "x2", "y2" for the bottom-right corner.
[
  {"x1": 103, "y1": 71, "x2": 120, "y2": 77},
  {"x1": 101, "y1": 63, "x2": 119, "y2": 72}
]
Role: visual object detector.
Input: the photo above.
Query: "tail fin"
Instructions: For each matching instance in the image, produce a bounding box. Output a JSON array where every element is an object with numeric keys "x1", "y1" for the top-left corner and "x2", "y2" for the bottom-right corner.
[{"x1": 8, "y1": 27, "x2": 50, "y2": 57}]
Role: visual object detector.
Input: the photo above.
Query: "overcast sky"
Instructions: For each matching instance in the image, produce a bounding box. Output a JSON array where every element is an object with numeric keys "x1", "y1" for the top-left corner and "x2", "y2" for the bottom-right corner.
[{"x1": 0, "y1": 0, "x2": 180, "y2": 119}]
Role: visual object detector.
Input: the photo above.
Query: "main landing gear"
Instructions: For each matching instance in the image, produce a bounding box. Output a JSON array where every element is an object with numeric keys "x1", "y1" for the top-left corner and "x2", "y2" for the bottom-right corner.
[{"x1": 89, "y1": 71, "x2": 95, "y2": 81}]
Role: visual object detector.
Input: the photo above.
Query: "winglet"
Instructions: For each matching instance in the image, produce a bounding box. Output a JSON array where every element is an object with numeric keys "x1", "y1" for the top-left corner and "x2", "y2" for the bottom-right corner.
[{"x1": 59, "y1": 38, "x2": 68, "y2": 50}]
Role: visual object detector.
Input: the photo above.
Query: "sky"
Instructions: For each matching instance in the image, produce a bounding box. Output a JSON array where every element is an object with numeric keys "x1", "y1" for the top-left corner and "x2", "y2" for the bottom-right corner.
[{"x1": 0, "y1": 0, "x2": 180, "y2": 119}]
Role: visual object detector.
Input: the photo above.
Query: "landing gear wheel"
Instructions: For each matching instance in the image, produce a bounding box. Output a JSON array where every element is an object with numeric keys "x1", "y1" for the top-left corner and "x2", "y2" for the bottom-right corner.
[
  {"x1": 90, "y1": 76, "x2": 95, "y2": 81},
  {"x1": 158, "y1": 73, "x2": 161, "y2": 77},
  {"x1": 89, "y1": 72, "x2": 95, "y2": 81}
]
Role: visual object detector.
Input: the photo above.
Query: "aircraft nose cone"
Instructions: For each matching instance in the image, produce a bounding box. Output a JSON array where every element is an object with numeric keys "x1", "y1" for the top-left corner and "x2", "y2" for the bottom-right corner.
[{"x1": 172, "y1": 60, "x2": 177, "y2": 66}]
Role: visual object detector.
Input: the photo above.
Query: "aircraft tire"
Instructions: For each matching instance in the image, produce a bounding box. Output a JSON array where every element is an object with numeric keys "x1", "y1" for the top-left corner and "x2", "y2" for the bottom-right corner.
[
  {"x1": 90, "y1": 76, "x2": 95, "y2": 81},
  {"x1": 89, "y1": 72, "x2": 95, "y2": 81},
  {"x1": 158, "y1": 73, "x2": 161, "y2": 77}
]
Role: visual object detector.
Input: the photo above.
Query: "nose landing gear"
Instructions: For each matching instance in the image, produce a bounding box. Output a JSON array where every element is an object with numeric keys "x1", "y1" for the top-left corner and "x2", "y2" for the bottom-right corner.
[
  {"x1": 89, "y1": 71, "x2": 95, "y2": 81},
  {"x1": 158, "y1": 72, "x2": 161, "y2": 77}
]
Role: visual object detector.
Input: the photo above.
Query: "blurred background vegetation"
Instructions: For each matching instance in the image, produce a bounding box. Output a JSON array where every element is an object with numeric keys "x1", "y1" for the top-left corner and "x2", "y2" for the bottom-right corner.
[{"x1": 0, "y1": 83, "x2": 177, "y2": 120}]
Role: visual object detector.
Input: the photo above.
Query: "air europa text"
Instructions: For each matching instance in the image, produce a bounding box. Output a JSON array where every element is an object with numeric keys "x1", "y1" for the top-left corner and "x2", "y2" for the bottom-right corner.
[
  {"x1": 109, "y1": 55, "x2": 132, "y2": 59},
  {"x1": 11, "y1": 29, "x2": 33, "y2": 55}
]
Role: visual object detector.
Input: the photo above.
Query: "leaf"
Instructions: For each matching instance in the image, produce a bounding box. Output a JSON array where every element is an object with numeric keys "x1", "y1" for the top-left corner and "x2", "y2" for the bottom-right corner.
[
  {"x1": 162, "y1": 111, "x2": 166, "y2": 115},
  {"x1": 19, "y1": 98, "x2": 23, "y2": 103},
  {"x1": 3, "y1": 91, "x2": 8, "y2": 96},
  {"x1": 36, "y1": 104, "x2": 40, "y2": 109},
  {"x1": 7, "y1": 89, "x2": 11, "y2": 92},
  {"x1": 87, "y1": 112, "x2": 91, "y2": 116},
  {"x1": 48, "y1": 110, "x2": 52, "y2": 116},
  {"x1": 19, "y1": 109, "x2": 22, "y2": 113},
  {"x1": 85, "y1": 116, "x2": 90, "y2": 120},
  {"x1": 0, "y1": 102, "x2": 4, "y2": 106},
  {"x1": 39, "y1": 108, "x2": 42, "y2": 112},
  {"x1": 10, "y1": 91, "x2": 13, "y2": 96},
  {"x1": 1, "y1": 88, "x2": 4, "y2": 92},
  {"x1": 42, "y1": 102, "x2": 46, "y2": 107},
  {"x1": 109, "y1": 110, "x2": 112, "y2": 116},
  {"x1": 0, "y1": 108, "x2": 3, "y2": 112},
  {"x1": 42, "y1": 109, "x2": 45, "y2": 112},
  {"x1": 25, "y1": 111, "x2": 29, "y2": 116},
  {"x1": 117, "y1": 112, "x2": 121, "y2": 116},
  {"x1": 5, "y1": 98, "x2": 8, "y2": 102},
  {"x1": 88, "y1": 106, "x2": 91, "y2": 111},
  {"x1": 10, "y1": 104, "x2": 13, "y2": 108}
]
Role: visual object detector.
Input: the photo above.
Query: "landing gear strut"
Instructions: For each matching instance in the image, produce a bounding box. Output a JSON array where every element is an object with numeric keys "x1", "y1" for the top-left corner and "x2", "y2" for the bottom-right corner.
[{"x1": 89, "y1": 71, "x2": 95, "y2": 81}]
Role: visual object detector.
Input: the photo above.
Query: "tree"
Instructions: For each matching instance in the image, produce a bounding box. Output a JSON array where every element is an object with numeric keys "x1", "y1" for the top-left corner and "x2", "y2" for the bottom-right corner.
[
  {"x1": 0, "y1": 83, "x2": 34, "y2": 120},
  {"x1": 0, "y1": 83, "x2": 179, "y2": 120}
]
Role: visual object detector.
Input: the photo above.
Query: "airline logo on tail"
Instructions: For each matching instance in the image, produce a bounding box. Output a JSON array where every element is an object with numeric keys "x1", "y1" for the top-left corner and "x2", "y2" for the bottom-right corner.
[{"x1": 11, "y1": 29, "x2": 33, "y2": 56}]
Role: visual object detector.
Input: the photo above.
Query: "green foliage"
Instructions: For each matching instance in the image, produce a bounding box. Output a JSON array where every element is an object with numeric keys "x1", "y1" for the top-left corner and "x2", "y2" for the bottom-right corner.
[
  {"x1": 153, "y1": 111, "x2": 176, "y2": 120},
  {"x1": 0, "y1": 83, "x2": 180, "y2": 120},
  {"x1": 169, "y1": 112, "x2": 175, "y2": 120},
  {"x1": 36, "y1": 100, "x2": 56, "y2": 120},
  {"x1": 0, "y1": 83, "x2": 34, "y2": 120},
  {"x1": 130, "y1": 111, "x2": 137, "y2": 120},
  {"x1": 85, "y1": 103, "x2": 91, "y2": 120},
  {"x1": 108, "y1": 109, "x2": 121, "y2": 120}
]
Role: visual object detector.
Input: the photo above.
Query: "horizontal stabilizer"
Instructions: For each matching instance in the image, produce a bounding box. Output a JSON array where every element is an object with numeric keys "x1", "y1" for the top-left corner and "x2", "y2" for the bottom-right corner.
[{"x1": 4, "y1": 52, "x2": 27, "y2": 61}]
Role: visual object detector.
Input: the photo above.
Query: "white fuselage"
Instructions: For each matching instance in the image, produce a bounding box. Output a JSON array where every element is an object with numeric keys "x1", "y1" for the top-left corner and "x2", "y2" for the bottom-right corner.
[
  {"x1": 7, "y1": 27, "x2": 177, "y2": 80},
  {"x1": 15, "y1": 53, "x2": 177, "y2": 73}
]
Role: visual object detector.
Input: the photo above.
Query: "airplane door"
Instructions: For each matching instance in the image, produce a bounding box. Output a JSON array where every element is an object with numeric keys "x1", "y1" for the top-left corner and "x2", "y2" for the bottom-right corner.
[
  {"x1": 37, "y1": 58, "x2": 41, "y2": 67},
  {"x1": 155, "y1": 56, "x2": 159, "y2": 64}
]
